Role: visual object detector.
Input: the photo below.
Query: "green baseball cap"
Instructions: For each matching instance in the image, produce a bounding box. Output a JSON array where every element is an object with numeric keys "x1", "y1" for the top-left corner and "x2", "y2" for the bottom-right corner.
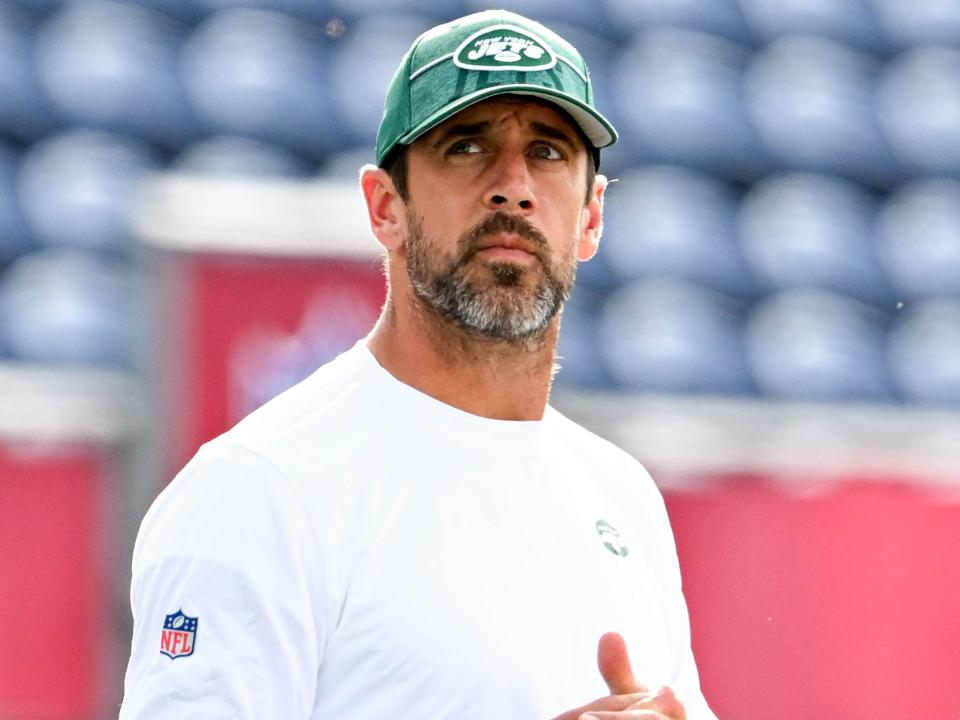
[{"x1": 375, "y1": 10, "x2": 618, "y2": 169}]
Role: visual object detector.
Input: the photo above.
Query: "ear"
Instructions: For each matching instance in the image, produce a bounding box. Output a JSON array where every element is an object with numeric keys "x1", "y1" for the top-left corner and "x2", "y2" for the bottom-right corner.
[
  {"x1": 578, "y1": 174, "x2": 607, "y2": 262},
  {"x1": 360, "y1": 164, "x2": 405, "y2": 251}
]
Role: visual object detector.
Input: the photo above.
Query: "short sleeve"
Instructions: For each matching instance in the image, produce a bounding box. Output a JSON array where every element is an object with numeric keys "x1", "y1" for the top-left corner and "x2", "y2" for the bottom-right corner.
[{"x1": 119, "y1": 441, "x2": 325, "y2": 719}]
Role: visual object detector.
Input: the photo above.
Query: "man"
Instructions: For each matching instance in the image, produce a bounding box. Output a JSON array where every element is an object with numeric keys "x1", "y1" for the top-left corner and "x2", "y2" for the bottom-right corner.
[{"x1": 121, "y1": 10, "x2": 716, "y2": 719}]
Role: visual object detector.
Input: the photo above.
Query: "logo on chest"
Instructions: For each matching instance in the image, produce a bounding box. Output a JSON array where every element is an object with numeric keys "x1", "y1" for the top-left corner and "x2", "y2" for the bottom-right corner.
[{"x1": 595, "y1": 519, "x2": 629, "y2": 557}]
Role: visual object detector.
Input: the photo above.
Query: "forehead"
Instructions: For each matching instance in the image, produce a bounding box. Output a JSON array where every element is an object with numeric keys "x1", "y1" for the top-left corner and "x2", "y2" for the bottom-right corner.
[{"x1": 417, "y1": 95, "x2": 587, "y2": 146}]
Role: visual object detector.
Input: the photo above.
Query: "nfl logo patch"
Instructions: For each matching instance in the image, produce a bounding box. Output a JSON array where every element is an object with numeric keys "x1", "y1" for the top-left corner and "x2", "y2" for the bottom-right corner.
[{"x1": 160, "y1": 609, "x2": 198, "y2": 660}]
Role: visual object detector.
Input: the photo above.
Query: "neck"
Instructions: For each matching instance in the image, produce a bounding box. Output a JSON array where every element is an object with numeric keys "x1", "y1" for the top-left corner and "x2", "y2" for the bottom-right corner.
[{"x1": 366, "y1": 292, "x2": 559, "y2": 421}]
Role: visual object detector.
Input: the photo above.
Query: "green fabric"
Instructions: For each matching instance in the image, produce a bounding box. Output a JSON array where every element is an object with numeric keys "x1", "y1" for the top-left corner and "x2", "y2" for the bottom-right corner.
[{"x1": 375, "y1": 10, "x2": 618, "y2": 168}]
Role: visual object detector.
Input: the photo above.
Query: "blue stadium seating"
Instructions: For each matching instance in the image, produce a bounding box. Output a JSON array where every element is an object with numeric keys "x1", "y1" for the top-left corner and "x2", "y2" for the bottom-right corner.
[
  {"x1": 0, "y1": 249, "x2": 134, "y2": 366},
  {"x1": 877, "y1": 47, "x2": 960, "y2": 178},
  {"x1": 603, "y1": 165, "x2": 754, "y2": 296},
  {"x1": 878, "y1": 179, "x2": 960, "y2": 298},
  {"x1": 462, "y1": 0, "x2": 609, "y2": 35},
  {"x1": 175, "y1": 135, "x2": 315, "y2": 177},
  {"x1": 605, "y1": 0, "x2": 750, "y2": 43},
  {"x1": 332, "y1": 0, "x2": 462, "y2": 22},
  {"x1": 0, "y1": 1, "x2": 59, "y2": 140},
  {"x1": 746, "y1": 290, "x2": 894, "y2": 402},
  {"x1": 35, "y1": 1, "x2": 197, "y2": 150},
  {"x1": 554, "y1": 285, "x2": 614, "y2": 389},
  {"x1": 0, "y1": 0, "x2": 956, "y2": 409},
  {"x1": 874, "y1": 0, "x2": 960, "y2": 49},
  {"x1": 182, "y1": 8, "x2": 346, "y2": 158},
  {"x1": 327, "y1": 14, "x2": 431, "y2": 149},
  {"x1": 745, "y1": 36, "x2": 896, "y2": 182},
  {"x1": 612, "y1": 28, "x2": 765, "y2": 178},
  {"x1": 888, "y1": 298, "x2": 960, "y2": 408},
  {"x1": 599, "y1": 278, "x2": 753, "y2": 395},
  {"x1": 18, "y1": 130, "x2": 158, "y2": 253},
  {"x1": 739, "y1": 0, "x2": 886, "y2": 53},
  {"x1": 738, "y1": 173, "x2": 893, "y2": 305},
  {"x1": 0, "y1": 142, "x2": 33, "y2": 261}
]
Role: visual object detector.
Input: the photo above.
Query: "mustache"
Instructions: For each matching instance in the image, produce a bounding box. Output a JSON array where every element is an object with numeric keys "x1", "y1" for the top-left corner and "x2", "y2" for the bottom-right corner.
[{"x1": 459, "y1": 212, "x2": 549, "y2": 258}]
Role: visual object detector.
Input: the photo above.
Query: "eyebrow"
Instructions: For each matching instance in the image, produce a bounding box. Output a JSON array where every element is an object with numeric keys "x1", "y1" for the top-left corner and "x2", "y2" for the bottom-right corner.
[
  {"x1": 530, "y1": 121, "x2": 578, "y2": 149},
  {"x1": 430, "y1": 122, "x2": 491, "y2": 150},
  {"x1": 428, "y1": 118, "x2": 582, "y2": 152}
]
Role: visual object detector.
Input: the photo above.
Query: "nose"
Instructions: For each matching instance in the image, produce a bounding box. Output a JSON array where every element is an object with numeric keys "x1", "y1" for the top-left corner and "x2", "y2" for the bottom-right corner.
[{"x1": 484, "y1": 150, "x2": 535, "y2": 213}]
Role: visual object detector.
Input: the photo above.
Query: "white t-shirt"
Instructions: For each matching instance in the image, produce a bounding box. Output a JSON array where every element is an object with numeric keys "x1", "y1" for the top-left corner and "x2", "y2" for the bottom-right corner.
[{"x1": 121, "y1": 342, "x2": 716, "y2": 719}]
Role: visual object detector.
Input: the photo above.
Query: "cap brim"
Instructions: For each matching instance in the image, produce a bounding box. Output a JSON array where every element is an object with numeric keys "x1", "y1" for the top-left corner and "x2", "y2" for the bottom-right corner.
[{"x1": 397, "y1": 83, "x2": 618, "y2": 152}]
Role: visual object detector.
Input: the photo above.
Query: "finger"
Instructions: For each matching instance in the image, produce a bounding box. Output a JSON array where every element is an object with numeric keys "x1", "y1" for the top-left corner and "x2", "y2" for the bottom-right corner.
[
  {"x1": 597, "y1": 632, "x2": 647, "y2": 695},
  {"x1": 580, "y1": 712, "x2": 668, "y2": 720},
  {"x1": 625, "y1": 686, "x2": 686, "y2": 720},
  {"x1": 549, "y1": 692, "x2": 650, "y2": 720}
]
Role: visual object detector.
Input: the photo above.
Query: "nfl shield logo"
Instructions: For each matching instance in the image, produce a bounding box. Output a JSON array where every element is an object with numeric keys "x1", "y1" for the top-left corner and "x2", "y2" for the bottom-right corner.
[{"x1": 160, "y1": 609, "x2": 198, "y2": 660}]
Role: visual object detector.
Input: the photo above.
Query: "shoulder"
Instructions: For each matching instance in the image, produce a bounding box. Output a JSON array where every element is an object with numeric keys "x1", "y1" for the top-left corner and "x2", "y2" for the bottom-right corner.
[
  {"x1": 547, "y1": 406, "x2": 657, "y2": 484},
  {"x1": 227, "y1": 343, "x2": 371, "y2": 449},
  {"x1": 132, "y1": 440, "x2": 314, "y2": 575},
  {"x1": 546, "y1": 406, "x2": 670, "y2": 525}
]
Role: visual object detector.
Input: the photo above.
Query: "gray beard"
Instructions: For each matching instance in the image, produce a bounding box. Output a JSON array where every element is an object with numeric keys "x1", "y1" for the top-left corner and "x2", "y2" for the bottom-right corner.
[{"x1": 405, "y1": 211, "x2": 574, "y2": 343}]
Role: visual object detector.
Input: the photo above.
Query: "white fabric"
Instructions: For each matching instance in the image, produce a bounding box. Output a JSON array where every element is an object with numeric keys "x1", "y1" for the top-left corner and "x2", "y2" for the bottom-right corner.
[{"x1": 121, "y1": 342, "x2": 717, "y2": 719}]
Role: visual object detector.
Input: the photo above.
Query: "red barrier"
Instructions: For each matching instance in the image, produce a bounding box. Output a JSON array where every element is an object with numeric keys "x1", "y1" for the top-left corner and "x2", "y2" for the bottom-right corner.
[
  {"x1": 0, "y1": 443, "x2": 117, "y2": 718},
  {"x1": 665, "y1": 475, "x2": 960, "y2": 720}
]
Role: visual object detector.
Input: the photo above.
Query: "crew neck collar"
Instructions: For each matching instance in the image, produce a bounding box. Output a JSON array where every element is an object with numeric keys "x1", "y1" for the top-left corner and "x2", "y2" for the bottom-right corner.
[{"x1": 351, "y1": 340, "x2": 553, "y2": 440}]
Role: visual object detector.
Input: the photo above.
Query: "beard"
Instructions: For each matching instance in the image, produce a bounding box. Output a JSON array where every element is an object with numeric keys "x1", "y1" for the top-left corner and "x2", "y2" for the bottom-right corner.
[{"x1": 404, "y1": 211, "x2": 576, "y2": 342}]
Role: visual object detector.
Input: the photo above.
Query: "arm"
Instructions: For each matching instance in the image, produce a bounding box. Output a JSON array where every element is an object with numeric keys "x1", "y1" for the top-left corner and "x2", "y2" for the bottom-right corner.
[{"x1": 119, "y1": 442, "x2": 326, "y2": 719}]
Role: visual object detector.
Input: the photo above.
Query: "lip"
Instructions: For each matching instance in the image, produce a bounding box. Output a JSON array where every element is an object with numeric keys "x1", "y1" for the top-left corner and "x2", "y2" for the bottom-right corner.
[{"x1": 475, "y1": 233, "x2": 537, "y2": 256}]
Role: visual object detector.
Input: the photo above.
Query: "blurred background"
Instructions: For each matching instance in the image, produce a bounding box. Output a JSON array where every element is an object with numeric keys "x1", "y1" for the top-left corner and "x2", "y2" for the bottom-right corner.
[{"x1": 1, "y1": 0, "x2": 959, "y2": 717}]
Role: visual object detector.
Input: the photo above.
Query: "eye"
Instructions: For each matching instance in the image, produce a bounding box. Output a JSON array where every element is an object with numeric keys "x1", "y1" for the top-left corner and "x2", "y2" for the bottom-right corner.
[
  {"x1": 531, "y1": 143, "x2": 563, "y2": 161},
  {"x1": 447, "y1": 139, "x2": 483, "y2": 155}
]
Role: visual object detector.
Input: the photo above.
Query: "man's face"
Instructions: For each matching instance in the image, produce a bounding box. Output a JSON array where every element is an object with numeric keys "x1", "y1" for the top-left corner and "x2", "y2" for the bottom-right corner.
[{"x1": 400, "y1": 97, "x2": 596, "y2": 342}]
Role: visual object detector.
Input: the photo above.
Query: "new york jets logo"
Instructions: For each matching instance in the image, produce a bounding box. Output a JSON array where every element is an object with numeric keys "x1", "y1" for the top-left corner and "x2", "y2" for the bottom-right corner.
[
  {"x1": 596, "y1": 519, "x2": 629, "y2": 557},
  {"x1": 453, "y1": 25, "x2": 557, "y2": 72}
]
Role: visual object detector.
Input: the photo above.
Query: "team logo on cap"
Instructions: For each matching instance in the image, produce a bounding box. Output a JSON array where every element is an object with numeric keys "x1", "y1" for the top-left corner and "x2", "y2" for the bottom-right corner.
[
  {"x1": 453, "y1": 24, "x2": 557, "y2": 73},
  {"x1": 160, "y1": 609, "x2": 198, "y2": 660}
]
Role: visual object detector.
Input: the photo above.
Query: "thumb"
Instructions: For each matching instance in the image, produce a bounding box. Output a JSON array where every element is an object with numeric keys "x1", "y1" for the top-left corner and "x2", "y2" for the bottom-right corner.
[{"x1": 597, "y1": 631, "x2": 647, "y2": 696}]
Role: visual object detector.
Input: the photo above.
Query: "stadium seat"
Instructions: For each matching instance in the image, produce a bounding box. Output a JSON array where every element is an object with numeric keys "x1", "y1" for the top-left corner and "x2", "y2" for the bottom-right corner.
[
  {"x1": 745, "y1": 36, "x2": 895, "y2": 182},
  {"x1": 0, "y1": 1, "x2": 58, "y2": 141},
  {"x1": 739, "y1": 0, "x2": 886, "y2": 53},
  {"x1": 877, "y1": 47, "x2": 960, "y2": 177},
  {"x1": 889, "y1": 298, "x2": 960, "y2": 408},
  {"x1": 18, "y1": 130, "x2": 158, "y2": 253},
  {"x1": 331, "y1": 0, "x2": 462, "y2": 22},
  {"x1": 877, "y1": 179, "x2": 960, "y2": 298},
  {"x1": 738, "y1": 173, "x2": 892, "y2": 304},
  {"x1": 746, "y1": 289, "x2": 894, "y2": 402},
  {"x1": 603, "y1": 165, "x2": 754, "y2": 296},
  {"x1": 461, "y1": 0, "x2": 610, "y2": 34},
  {"x1": 874, "y1": 0, "x2": 960, "y2": 48},
  {"x1": 317, "y1": 148, "x2": 375, "y2": 180},
  {"x1": 553, "y1": 286, "x2": 615, "y2": 389},
  {"x1": 327, "y1": 14, "x2": 431, "y2": 148},
  {"x1": 0, "y1": 249, "x2": 135, "y2": 366},
  {"x1": 0, "y1": 142, "x2": 33, "y2": 261},
  {"x1": 174, "y1": 136, "x2": 315, "y2": 177},
  {"x1": 574, "y1": 236, "x2": 619, "y2": 294},
  {"x1": 612, "y1": 28, "x2": 765, "y2": 178},
  {"x1": 603, "y1": 0, "x2": 750, "y2": 44},
  {"x1": 599, "y1": 278, "x2": 753, "y2": 395},
  {"x1": 123, "y1": 0, "x2": 208, "y2": 22},
  {"x1": 182, "y1": 8, "x2": 346, "y2": 159},
  {"x1": 36, "y1": 0, "x2": 197, "y2": 150}
]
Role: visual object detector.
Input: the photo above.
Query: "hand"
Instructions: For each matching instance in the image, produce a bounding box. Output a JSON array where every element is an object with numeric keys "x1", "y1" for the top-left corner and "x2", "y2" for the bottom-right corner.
[{"x1": 549, "y1": 632, "x2": 686, "y2": 720}]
